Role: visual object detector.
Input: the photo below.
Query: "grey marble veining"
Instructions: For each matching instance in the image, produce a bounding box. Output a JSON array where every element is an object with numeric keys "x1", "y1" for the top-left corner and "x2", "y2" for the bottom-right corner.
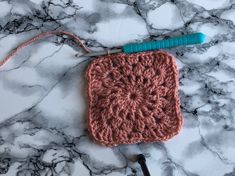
[{"x1": 0, "y1": 0, "x2": 235, "y2": 175}]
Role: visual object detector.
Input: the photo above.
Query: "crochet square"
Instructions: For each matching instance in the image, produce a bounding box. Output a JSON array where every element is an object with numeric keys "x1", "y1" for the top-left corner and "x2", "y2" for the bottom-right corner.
[{"x1": 86, "y1": 51, "x2": 183, "y2": 147}]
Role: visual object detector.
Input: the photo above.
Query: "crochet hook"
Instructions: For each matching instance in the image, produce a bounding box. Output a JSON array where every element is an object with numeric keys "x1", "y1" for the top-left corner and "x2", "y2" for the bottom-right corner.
[
  {"x1": 137, "y1": 154, "x2": 151, "y2": 176},
  {"x1": 82, "y1": 32, "x2": 206, "y2": 57}
]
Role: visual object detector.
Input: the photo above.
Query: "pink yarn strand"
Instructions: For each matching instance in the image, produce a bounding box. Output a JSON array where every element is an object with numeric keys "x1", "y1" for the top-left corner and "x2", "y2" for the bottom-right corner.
[{"x1": 0, "y1": 31, "x2": 91, "y2": 67}]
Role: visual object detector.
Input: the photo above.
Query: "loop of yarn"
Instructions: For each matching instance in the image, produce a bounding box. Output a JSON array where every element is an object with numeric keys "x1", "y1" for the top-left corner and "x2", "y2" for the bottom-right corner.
[{"x1": 86, "y1": 51, "x2": 183, "y2": 147}]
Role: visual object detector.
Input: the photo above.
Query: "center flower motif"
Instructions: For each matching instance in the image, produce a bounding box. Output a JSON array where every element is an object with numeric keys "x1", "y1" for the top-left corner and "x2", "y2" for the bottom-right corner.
[
  {"x1": 125, "y1": 87, "x2": 144, "y2": 109},
  {"x1": 86, "y1": 51, "x2": 183, "y2": 147}
]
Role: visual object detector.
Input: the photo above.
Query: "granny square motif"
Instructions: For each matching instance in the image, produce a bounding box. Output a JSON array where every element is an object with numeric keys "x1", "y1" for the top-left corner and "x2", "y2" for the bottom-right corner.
[{"x1": 86, "y1": 51, "x2": 183, "y2": 147}]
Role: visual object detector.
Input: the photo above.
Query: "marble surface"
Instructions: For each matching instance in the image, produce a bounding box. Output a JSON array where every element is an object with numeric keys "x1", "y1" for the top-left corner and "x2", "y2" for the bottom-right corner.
[{"x1": 0, "y1": 0, "x2": 235, "y2": 175}]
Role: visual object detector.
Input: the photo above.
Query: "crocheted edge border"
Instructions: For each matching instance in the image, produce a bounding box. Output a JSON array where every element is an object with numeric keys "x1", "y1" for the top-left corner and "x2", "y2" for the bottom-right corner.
[{"x1": 86, "y1": 50, "x2": 183, "y2": 147}]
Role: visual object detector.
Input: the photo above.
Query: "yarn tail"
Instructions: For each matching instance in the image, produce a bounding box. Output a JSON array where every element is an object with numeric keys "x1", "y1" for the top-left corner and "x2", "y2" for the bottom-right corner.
[{"x1": 0, "y1": 31, "x2": 90, "y2": 67}]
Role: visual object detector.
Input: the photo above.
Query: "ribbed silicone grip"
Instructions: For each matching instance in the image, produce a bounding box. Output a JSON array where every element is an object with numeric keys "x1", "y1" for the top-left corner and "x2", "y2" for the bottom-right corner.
[{"x1": 123, "y1": 33, "x2": 205, "y2": 54}]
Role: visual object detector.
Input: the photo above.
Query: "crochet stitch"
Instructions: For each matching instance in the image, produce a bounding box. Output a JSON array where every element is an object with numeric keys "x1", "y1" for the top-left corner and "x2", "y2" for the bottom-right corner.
[{"x1": 86, "y1": 51, "x2": 183, "y2": 147}]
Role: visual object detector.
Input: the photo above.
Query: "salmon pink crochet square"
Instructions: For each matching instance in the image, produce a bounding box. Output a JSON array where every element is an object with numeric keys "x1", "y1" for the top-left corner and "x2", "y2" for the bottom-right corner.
[{"x1": 86, "y1": 51, "x2": 183, "y2": 147}]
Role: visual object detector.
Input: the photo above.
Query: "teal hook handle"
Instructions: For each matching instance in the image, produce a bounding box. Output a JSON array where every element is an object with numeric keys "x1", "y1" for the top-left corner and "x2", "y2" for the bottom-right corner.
[{"x1": 123, "y1": 32, "x2": 206, "y2": 54}]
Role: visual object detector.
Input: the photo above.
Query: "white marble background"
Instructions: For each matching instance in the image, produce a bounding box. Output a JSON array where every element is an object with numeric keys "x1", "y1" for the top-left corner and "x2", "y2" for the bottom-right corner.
[{"x1": 0, "y1": 0, "x2": 235, "y2": 175}]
